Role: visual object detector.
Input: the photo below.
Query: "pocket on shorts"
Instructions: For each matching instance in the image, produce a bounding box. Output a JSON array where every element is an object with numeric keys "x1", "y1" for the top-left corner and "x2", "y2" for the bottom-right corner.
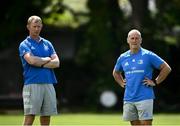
[{"x1": 23, "y1": 85, "x2": 31, "y2": 106}]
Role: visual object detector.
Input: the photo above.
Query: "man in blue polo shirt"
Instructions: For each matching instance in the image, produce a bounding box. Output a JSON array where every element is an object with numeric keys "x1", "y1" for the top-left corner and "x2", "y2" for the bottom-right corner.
[
  {"x1": 19, "y1": 15, "x2": 60, "y2": 126},
  {"x1": 112, "y1": 29, "x2": 171, "y2": 126}
]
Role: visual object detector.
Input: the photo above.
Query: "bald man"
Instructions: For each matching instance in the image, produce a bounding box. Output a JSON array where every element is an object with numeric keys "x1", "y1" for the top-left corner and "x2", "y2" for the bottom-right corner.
[{"x1": 112, "y1": 29, "x2": 171, "y2": 126}]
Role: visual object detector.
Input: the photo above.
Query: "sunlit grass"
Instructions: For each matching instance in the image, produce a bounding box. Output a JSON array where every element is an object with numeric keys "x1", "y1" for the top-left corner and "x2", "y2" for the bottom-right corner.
[{"x1": 0, "y1": 113, "x2": 180, "y2": 125}]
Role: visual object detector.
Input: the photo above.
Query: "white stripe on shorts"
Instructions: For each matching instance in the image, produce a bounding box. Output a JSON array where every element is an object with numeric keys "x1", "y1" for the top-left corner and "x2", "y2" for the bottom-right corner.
[
  {"x1": 23, "y1": 91, "x2": 30, "y2": 96},
  {"x1": 24, "y1": 105, "x2": 33, "y2": 109}
]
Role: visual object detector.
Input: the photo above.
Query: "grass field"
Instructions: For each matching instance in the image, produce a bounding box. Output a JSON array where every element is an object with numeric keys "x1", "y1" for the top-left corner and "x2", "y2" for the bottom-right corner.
[{"x1": 0, "y1": 113, "x2": 180, "y2": 125}]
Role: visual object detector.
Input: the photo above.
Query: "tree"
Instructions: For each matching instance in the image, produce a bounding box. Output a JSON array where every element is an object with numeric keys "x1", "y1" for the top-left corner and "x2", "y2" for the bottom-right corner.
[
  {"x1": 129, "y1": 0, "x2": 149, "y2": 29},
  {"x1": 0, "y1": 0, "x2": 51, "y2": 49},
  {"x1": 74, "y1": 0, "x2": 127, "y2": 105}
]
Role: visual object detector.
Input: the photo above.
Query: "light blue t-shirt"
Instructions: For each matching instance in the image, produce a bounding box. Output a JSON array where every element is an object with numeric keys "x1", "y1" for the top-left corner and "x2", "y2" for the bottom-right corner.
[
  {"x1": 114, "y1": 48, "x2": 164, "y2": 102},
  {"x1": 19, "y1": 36, "x2": 58, "y2": 85}
]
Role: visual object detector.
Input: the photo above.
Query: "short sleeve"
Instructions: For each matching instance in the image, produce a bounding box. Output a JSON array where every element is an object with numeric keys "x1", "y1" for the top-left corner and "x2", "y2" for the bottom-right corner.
[
  {"x1": 48, "y1": 42, "x2": 56, "y2": 56},
  {"x1": 114, "y1": 55, "x2": 123, "y2": 72},
  {"x1": 19, "y1": 41, "x2": 31, "y2": 57},
  {"x1": 149, "y1": 51, "x2": 164, "y2": 69}
]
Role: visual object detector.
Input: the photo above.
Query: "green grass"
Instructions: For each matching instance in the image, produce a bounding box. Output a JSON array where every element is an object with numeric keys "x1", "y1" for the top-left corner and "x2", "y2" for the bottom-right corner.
[{"x1": 0, "y1": 113, "x2": 180, "y2": 125}]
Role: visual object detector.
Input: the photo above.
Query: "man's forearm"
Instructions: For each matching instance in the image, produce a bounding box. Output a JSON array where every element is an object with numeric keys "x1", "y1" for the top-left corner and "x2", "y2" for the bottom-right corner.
[
  {"x1": 113, "y1": 70, "x2": 126, "y2": 88},
  {"x1": 29, "y1": 56, "x2": 51, "y2": 67},
  {"x1": 155, "y1": 62, "x2": 171, "y2": 84},
  {"x1": 43, "y1": 58, "x2": 60, "y2": 68}
]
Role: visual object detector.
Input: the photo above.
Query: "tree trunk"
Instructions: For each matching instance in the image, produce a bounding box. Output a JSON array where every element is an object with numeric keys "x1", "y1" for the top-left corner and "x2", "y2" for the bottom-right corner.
[{"x1": 129, "y1": 0, "x2": 149, "y2": 30}]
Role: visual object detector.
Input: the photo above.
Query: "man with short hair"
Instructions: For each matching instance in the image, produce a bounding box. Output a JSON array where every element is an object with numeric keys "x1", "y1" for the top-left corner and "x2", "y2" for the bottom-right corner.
[
  {"x1": 112, "y1": 29, "x2": 171, "y2": 126},
  {"x1": 19, "y1": 15, "x2": 60, "y2": 126}
]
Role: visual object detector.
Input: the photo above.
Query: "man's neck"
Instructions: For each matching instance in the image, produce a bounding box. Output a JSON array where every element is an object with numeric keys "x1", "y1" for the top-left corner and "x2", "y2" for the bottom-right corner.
[
  {"x1": 30, "y1": 36, "x2": 40, "y2": 42},
  {"x1": 130, "y1": 47, "x2": 140, "y2": 54}
]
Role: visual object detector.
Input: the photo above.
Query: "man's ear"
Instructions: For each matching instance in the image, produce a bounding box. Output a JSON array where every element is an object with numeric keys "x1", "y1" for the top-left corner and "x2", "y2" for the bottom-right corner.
[
  {"x1": 140, "y1": 38, "x2": 142, "y2": 44},
  {"x1": 26, "y1": 25, "x2": 29, "y2": 30},
  {"x1": 127, "y1": 38, "x2": 129, "y2": 44}
]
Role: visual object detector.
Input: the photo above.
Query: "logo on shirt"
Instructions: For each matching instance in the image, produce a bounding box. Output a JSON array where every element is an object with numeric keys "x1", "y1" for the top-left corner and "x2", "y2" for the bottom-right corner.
[
  {"x1": 138, "y1": 59, "x2": 143, "y2": 64},
  {"x1": 125, "y1": 59, "x2": 144, "y2": 75},
  {"x1": 126, "y1": 70, "x2": 144, "y2": 74},
  {"x1": 124, "y1": 62, "x2": 129, "y2": 66},
  {"x1": 131, "y1": 67, "x2": 136, "y2": 70},
  {"x1": 44, "y1": 45, "x2": 49, "y2": 51},
  {"x1": 31, "y1": 46, "x2": 35, "y2": 50},
  {"x1": 23, "y1": 50, "x2": 26, "y2": 54}
]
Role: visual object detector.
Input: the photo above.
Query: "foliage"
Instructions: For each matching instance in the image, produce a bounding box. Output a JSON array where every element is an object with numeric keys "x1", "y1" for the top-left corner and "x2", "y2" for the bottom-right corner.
[
  {"x1": 74, "y1": 0, "x2": 127, "y2": 105},
  {"x1": 73, "y1": 0, "x2": 180, "y2": 107},
  {"x1": 0, "y1": 0, "x2": 180, "y2": 110},
  {"x1": 0, "y1": 0, "x2": 51, "y2": 49},
  {"x1": 43, "y1": 0, "x2": 89, "y2": 28}
]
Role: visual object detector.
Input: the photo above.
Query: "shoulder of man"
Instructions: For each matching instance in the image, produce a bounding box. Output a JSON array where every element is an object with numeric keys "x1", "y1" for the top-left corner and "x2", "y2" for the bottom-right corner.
[
  {"x1": 121, "y1": 50, "x2": 131, "y2": 58},
  {"x1": 19, "y1": 38, "x2": 29, "y2": 47},
  {"x1": 141, "y1": 48, "x2": 155, "y2": 55}
]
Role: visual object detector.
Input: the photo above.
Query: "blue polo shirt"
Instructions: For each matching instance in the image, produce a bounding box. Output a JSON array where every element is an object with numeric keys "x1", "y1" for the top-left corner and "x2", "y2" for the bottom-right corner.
[
  {"x1": 19, "y1": 36, "x2": 57, "y2": 85},
  {"x1": 114, "y1": 48, "x2": 164, "y2": 102}
]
